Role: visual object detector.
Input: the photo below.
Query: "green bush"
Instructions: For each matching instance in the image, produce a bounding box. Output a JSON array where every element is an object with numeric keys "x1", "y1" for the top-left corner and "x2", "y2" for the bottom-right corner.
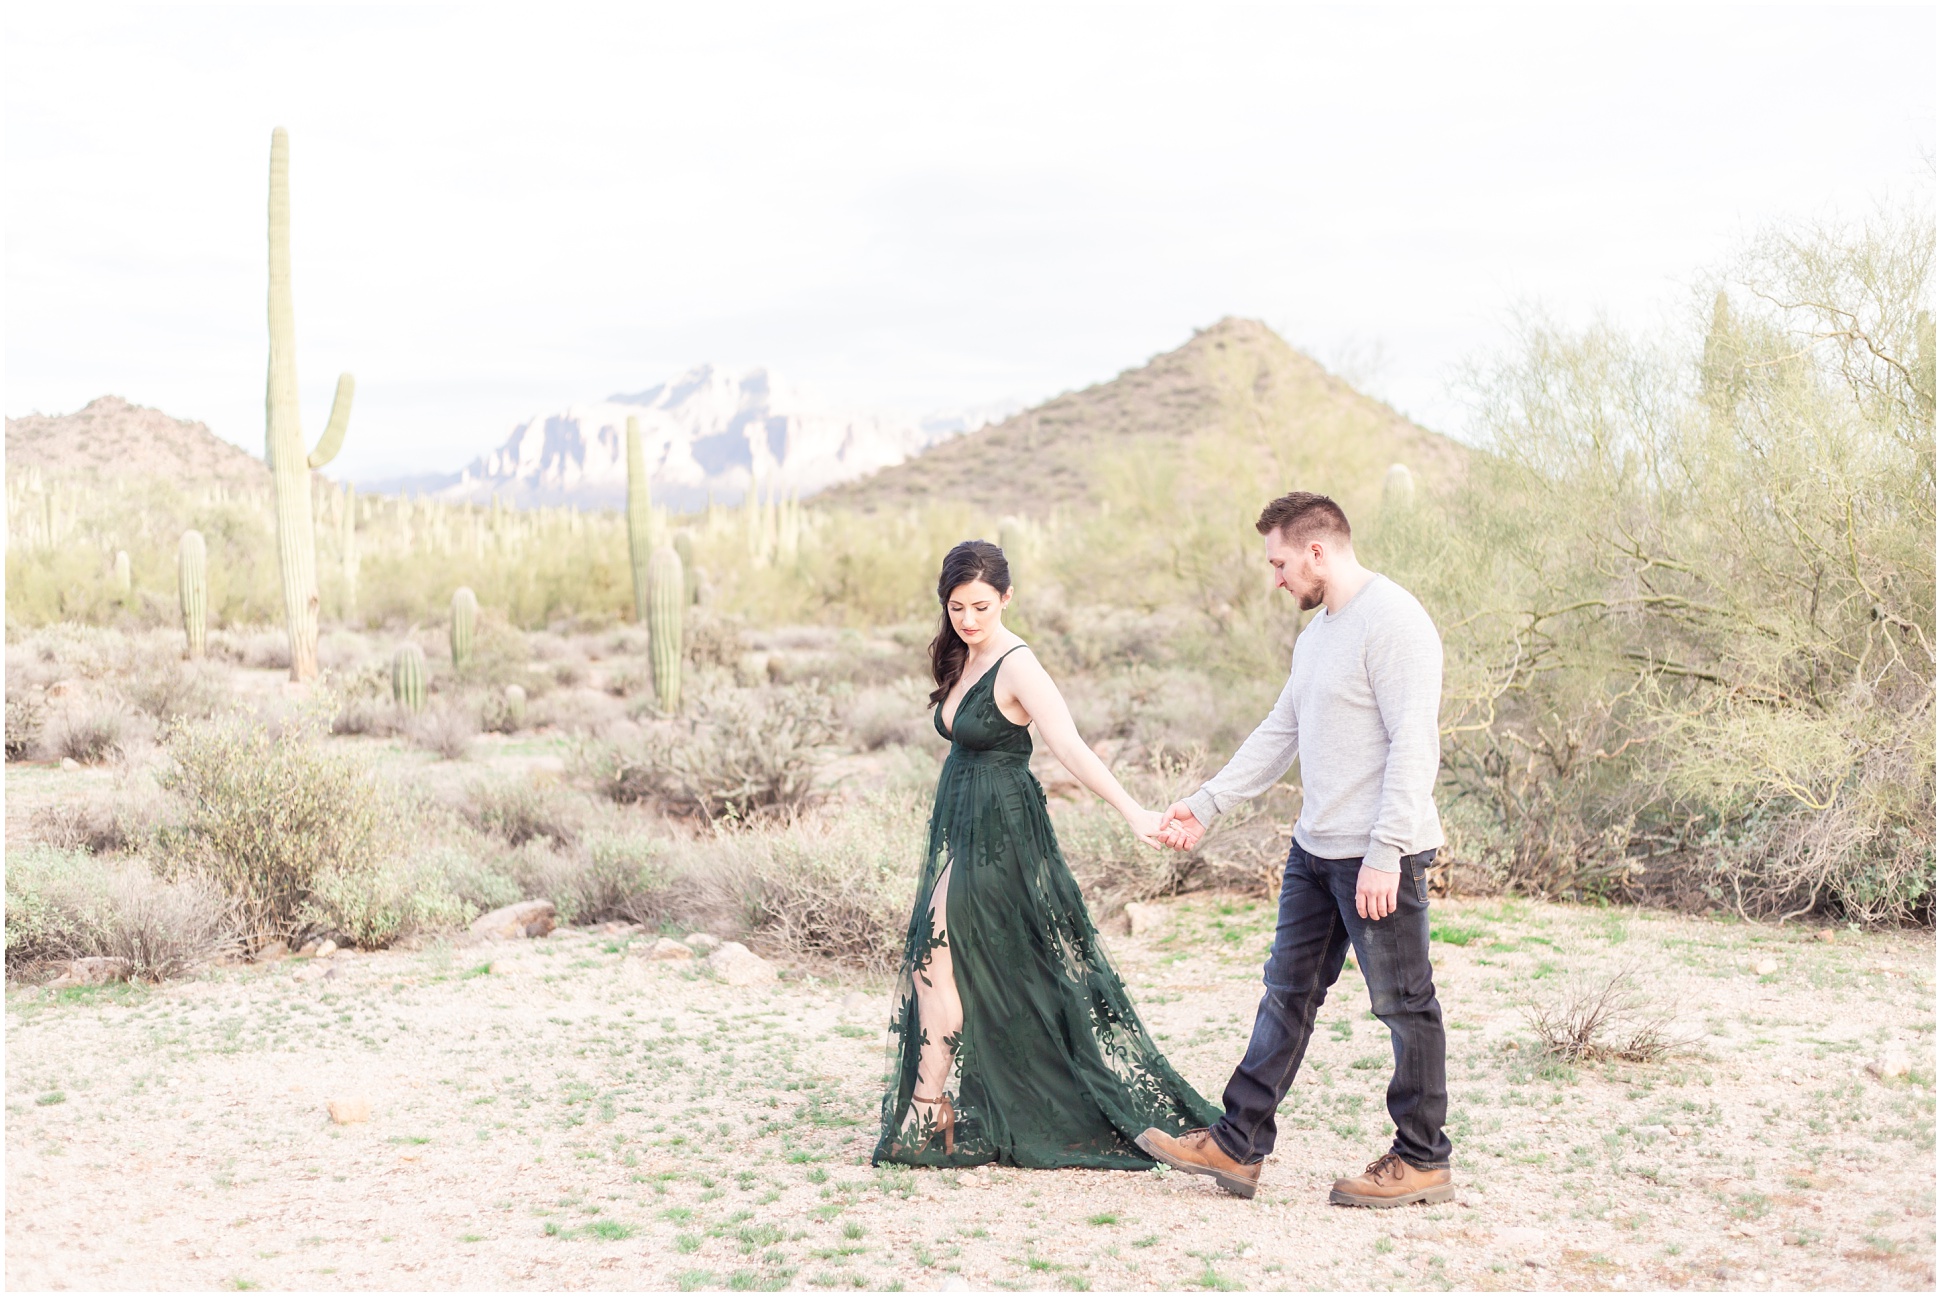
[
  {"x1": 156, "y1": 710, "x2": 396, "y2": 950},
  {"x1": 303, "y1": 848, "x2": 479, "y2": 949},
  {"x1": 5, "y1": 846, "x2": 232, "y2": 978}
]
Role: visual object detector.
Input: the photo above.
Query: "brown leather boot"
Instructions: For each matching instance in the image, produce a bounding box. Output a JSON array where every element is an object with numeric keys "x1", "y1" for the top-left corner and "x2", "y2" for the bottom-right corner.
[
  {"x1": 1329, "y1": 1152, "x2": 1454, "y2": 1207},
  {"x1": 1135, "y1": 1127, "x2": 1261, "y2": 1200}
]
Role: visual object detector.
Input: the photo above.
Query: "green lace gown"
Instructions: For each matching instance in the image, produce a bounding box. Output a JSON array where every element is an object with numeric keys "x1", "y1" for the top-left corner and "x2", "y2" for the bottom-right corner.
[{"x1": 873, "y1": 646, "x2": 1219, "y2": 1169}]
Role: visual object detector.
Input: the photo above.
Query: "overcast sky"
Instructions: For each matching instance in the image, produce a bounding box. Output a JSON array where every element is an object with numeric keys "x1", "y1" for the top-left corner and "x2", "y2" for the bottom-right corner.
[{"x1": 5, "y1": 4, "x2": 1933, "y2": 480}]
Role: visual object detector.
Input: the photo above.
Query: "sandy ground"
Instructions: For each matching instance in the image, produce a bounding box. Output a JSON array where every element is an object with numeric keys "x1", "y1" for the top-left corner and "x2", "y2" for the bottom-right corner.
[{"x1": 6, "y1": 880, "x2": 1934, "y2": 1293}]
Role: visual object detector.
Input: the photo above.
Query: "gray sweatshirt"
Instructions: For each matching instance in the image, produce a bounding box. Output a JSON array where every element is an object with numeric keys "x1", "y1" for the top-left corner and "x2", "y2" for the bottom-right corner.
[{"x1": 1184, "y1": 574, "x2": 1444, "y2": 872}]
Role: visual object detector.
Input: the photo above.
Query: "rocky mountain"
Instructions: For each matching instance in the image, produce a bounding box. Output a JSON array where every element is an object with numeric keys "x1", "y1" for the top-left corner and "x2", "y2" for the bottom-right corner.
[
  {"x1": 817, "y1": 317, "x2": 1465, "y2": 519},
  {"x1": 5, "y1": 396, "x2": 269, "y2": 488},
  {"x1": 384, "y1": 366, "x2": 1013, "y2": 509}
]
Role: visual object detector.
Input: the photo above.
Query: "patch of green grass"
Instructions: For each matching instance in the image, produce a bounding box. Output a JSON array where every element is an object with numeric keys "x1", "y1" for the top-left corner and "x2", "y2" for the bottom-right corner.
[
  {"x1": 36, "y1": 1091, "x2": 66, "y2": 1106},
  {"x1": 1429, "y1": 922, "x2": 1484, "y2": 946},
  {"x1": 832, "y1": 1024, "x2": 870, "y2": 1038},
  {"x1": 676, "y1": 1269, "x2": 717, "y2": 1290},
  {"x1": 1086, "y1": 1212, "x2": 1119, "y2": 1226}
]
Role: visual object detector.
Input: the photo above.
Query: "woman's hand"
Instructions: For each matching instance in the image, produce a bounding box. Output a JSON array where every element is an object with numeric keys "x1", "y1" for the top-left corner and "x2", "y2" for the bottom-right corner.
[{"x1": 1126, "y1": 805, "x2": 1167, "y2": 849}]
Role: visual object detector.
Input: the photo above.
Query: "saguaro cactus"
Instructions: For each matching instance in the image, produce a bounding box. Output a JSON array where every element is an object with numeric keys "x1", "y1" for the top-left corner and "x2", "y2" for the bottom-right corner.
[
  {"x1": 647, "y1": 545, "x2": 684, "y2": 712},
  {"x1": 626, "y1": 416, "x2": 654, "y2": 623},
  {"x1": 265, "y1": 126, "x2": 356, "y2": 683},
  {"x1": 672, "y1": 532, "x2": 699, "y2": 605},
  {"x1": 112, "y1": 550, "x2": 131, "y2": 594},
  {"x1": 1382, "y1": 463, "x2": 1416, "y2": 511},
  {"x1": 178, "y1": 530, "x2": 208, "y2": 659},
  {"x1": 392, "y1": 643, "x2": 426, "y2": 713},
  {"x1": 503, "y1": 683, "x2": 527, "y2": 729},
  {"x1": 450, "y1": 587, "x2": 478, "y2": 669}
]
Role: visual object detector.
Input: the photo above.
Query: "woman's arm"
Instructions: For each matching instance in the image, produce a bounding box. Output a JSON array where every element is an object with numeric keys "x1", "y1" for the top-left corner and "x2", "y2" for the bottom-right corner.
[{"x1": 996, "y1": 649, "x2": 1164, "y2": 845}]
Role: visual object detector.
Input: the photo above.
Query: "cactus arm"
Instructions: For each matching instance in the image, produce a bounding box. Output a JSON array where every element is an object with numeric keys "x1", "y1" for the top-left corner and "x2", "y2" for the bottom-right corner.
[{"x1": 308, "y1": 373, "x2": 355, "y2": 469}]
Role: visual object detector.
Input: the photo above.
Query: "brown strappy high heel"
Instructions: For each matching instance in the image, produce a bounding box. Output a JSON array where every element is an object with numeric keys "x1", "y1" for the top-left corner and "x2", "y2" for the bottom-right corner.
[{"x1": 911, "y1": 1092, "x2": 956, "y2": 1155}]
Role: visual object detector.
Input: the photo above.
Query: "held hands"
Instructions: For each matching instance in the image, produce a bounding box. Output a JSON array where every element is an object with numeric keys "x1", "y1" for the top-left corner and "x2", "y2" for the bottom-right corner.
[
  {"x1": 1125, "y1": 806, "x2": 1169, "y2": 850},
  {"x1": 1156, "y1": 802, "x2": 1205, "y2": 852}
]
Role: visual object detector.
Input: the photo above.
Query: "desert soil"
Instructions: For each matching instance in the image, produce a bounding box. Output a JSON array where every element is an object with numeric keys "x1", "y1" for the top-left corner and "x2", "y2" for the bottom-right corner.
[{"x1": 6, "y1": 859, "x2": 1935, "y2": 1291}]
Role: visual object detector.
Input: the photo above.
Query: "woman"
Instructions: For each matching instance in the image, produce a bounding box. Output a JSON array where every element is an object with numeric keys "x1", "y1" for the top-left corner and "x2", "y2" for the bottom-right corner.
[{"x1": 872, "y1": 540, "x2": 1218, "y2": 1169}]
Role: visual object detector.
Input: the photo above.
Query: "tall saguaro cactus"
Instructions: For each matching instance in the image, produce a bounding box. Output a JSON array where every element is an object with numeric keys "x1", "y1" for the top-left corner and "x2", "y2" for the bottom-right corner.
[
  {"x1": 265, "y1": 126, "x2": 356, "y2": 683},
  {"x1": 647, "y1": 545, "x2": 684, "y2": 712},
  {"x1": 626, "y1": 416, "x2": 654, "y2": 623},
  {"x1": 178, "y1": 530, "x2": 208, "y2": 659},
  {"x1": 392, "y1": 643, "x2": 426, "y2": 713},
  {"x1": 450, "y1": 586, "x2": 478, "y2": 669}
]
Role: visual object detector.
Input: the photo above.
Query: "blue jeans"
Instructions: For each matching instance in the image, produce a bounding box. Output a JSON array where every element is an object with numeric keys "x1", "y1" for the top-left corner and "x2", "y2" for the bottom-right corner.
[{"x1": 1208, "y1": 839, "x2": 1451, "y2": 1170}]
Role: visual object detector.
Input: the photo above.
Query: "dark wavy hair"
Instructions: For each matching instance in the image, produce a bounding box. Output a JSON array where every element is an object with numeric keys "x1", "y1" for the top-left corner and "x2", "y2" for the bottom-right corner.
[{"x1": 928, "y1": 540, "x2": 1012, "y2": 705}]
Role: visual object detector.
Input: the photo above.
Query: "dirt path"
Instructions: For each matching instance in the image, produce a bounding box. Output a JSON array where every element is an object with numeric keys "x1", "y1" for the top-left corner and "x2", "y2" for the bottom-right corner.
[{"x1": 6, "y1": 895, "x2": 1933, "y2": 1292}]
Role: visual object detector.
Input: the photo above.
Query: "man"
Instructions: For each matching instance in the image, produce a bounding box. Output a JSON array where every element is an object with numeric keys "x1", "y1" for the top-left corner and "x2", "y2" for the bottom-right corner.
[{"x1": 1137, "y1": 490, "x2": 1452, "y2": 1207}]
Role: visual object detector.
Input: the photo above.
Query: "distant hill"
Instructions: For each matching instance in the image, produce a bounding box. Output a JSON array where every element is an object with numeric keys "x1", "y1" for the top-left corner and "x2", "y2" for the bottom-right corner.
[
  {"x1": 5, "y1": 396, "x2": 269, "y2": 488},
  {"x1": 817, "y1": 317, "x2": 1464, "y2": 518},
  {"x1": 370, "y1": 365, "x2": 1017, "y2": 510}
]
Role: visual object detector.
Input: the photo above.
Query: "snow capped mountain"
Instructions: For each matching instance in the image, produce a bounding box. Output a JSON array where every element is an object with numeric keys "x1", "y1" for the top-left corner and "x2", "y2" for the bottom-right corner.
[{"x1": 408, "y1": 366, "x2": 1011, "y2": 509}]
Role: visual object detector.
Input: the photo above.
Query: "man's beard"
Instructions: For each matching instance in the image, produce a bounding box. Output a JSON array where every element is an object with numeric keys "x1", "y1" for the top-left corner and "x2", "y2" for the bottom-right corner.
[{"x1": 1297, "y1": 587, "x2": 1324, "y2": 611}]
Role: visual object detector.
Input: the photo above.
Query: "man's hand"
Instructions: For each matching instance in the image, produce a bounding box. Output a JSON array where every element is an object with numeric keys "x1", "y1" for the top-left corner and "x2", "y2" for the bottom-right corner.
[
  {"x1": 1157, "y1": 803, "x2": 1205, "y2": 851},
  {"x1": 1354, "y1": 865, "x2": 1400, "y2": 921}
]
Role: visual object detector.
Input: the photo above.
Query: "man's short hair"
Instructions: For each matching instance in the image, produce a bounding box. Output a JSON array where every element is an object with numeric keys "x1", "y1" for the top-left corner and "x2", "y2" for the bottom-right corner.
[{"x1": 1256, "y1": 491, "x2": 1352, "y2": 546}]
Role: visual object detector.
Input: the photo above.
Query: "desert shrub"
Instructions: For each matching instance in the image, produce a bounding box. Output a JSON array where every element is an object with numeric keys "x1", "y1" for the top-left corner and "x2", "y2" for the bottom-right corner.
[
  {"x1": 39, "y1": 697, "x2": 134, "y2": 764},
  {"x1": 531, "y1": 687, "x2": 625, "y2": 734},
  {"x1": 591, "y1": 683, "x2": 838, "y2": 823},
  {"x1": 119, "y1": 659, "x2": 228, "y2": 724},
  {"x1": 843, "y1": 678, "x2": 937, "y2": 751},
  {"x1": 29, "y1": 782, "x2": 167, "y2": 855},
  {"x1": 684, "y1": 610, "x2": 746, "y2": 670},
  {"x1": 5, "y1": 846, "x2": 232, "y2": 979},
  {"x1": 465, "y1": 776, "x2": 584, "y2": 847},
  {"x1": 1525, "y1": 968, "x2": 1689, "y2": 1064},
  {"x1": 515, "y1": 834, "x2": 673, "y2": 926},
  {"x1": 326, "y1": 664, "x2": 400, "y2": 736},
  {"x1": 406, "y1": 704, "x2": 476, "y2": 761},
  {"x1": 303, "y1": 848, "x2": 479, "y2": 948},
  {"x1": 1422, "y1": 205, "x2": 1935, "y2": 925},
  {"x1": 155, "y1": 710, "x2": 395, "y2": 950},
  {"x1": 691, "y1": 791, "x2": 926, "y2": 971},
  {"x1": 6, "y1": 692, "x2": 43, "y2": 761}
]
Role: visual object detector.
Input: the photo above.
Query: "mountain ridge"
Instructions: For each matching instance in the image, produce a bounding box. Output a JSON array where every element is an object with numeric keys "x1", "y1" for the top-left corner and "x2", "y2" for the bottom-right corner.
[{"x1": 818, "y1": 317, "x2": 1464, "y2": 519}]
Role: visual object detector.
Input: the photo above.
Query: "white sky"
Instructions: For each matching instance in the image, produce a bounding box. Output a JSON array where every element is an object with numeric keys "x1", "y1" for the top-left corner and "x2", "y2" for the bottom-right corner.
[{"x1": 5, "y1": 3, "x2": 1934, "y2": 480}]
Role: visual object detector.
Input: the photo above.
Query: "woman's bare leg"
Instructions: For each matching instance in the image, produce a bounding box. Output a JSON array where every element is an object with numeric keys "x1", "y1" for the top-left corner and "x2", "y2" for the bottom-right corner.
[{"x1": 913, "y1": 862, "x2": 962, "y2": 1125}]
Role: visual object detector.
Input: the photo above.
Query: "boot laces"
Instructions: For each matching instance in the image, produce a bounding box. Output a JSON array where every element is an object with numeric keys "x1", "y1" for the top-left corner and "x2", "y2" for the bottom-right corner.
[{"x1": 1363, "y1": 1152, "x2": 1407, "y2": 1183}]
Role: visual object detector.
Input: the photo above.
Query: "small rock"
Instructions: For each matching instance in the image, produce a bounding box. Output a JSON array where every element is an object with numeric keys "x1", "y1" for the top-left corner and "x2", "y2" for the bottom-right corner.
[
  {"x1": 686, "y1": 932, "x2": 723, "y2": 955},
  {"x1": 292, "y1": 963, "x2": 328, "y2": 983},
  {"x1": 941, "y1": 1277, "x2": 971, "y2": 1293},
  {"x1": 1402, "y1": 1224, "x2": 1442, "y2": 1241},
  {"x1": 470, "y1": 899, "x2": 557, "y2": 941},
  {"x1": 398, "y1": 1148, "x2": 422, "y2": 1162},
  {"x1": 1123, "y1": 902, "x2": 1166, "y2": 936},
  {"x1": 327, "y1": 1097, "x2": 371, "y2": 1125},
  {"x1": 1634, "y1": 1124, "x2": 1669, "y2": 1140},
  {"x1": 1754, "y1": 958, "x2": 1778, "y2": 976},
  {"x1": 1815, "y1": 928, "x2": 1836, "y2": 942},
  {"x1": 646, "y1": 937, "x2": 694, "y2": 962},
  {"x1": 841, "y1": 991, "x2": 869, "y2": 1017},
  {"x1": 45, "y1": 679, "x2": 79, "y2": 699},
  {"x1": 59, "y1": 757, "x2": 80, "y2": 772},
  {"x1": 254, "y1": 941, "x2": 291, "y2": 964},
  {"x1": 314, "y1": 939, "x2": 338, "y2": 959},
  {"x1": 1867, "y1": 1047, "x2": 1912, "y2": 1080},
  {"x1": 706, "y1": 942, "x2": 776, "y2": 987},
  {"x1": 1494, "y1": 1226, "x2": 1546, "y2": 1248},
  {"x1": 1239, "y1": 1245, "x2": 1259, "y2": 1258},
  {"x1": 296, "y1": 941, "x2": 320, "y2": 957}
]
